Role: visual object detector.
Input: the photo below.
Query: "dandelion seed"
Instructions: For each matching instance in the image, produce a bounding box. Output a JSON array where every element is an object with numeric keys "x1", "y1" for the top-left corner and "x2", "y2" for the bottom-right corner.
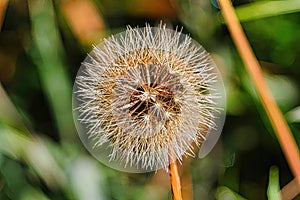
[{"x1": 72, "y1": 24, "x2": 226, "y2": 173}]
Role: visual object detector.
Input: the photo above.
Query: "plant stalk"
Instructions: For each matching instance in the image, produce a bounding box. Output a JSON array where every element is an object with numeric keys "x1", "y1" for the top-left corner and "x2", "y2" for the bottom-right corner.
[
  {"x1": 218, "y1": 0, "x2": 300, "y2": 188},
  {"x1": 281, "y1": 178, "x2": 300, "y2": 200},
  {"x1": 169, "y1": 161, "x2": 183, "y2": 200}
]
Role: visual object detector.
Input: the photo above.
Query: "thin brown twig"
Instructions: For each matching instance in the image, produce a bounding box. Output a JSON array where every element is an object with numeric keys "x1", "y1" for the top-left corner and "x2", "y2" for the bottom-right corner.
[
  {"x1": 281, "y1": 178, "x2": 300, "y2": 200},
  {"x1": 169, "y1": 160, "x2": 183, "y2": 200},
  {"x1": 218, "y1": 0, "x2": 300, "y2": 188}
]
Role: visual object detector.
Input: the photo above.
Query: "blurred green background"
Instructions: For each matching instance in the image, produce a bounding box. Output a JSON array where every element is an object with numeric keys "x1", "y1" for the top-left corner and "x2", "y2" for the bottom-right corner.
[{"x1": 1, "y1": 0, "x2": 300, "y2": 199}]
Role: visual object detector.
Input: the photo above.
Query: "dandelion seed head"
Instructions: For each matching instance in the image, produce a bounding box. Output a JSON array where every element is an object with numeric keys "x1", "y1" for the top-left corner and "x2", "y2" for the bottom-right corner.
[{"x1": 73, "y1": 24, "x2": 226, "y2": 172}]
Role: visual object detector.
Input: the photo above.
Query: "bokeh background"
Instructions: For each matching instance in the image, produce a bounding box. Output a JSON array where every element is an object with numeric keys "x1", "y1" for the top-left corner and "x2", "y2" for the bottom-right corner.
[{"x1": 1, "y1": 0, "x2": 300, "y2": 199}]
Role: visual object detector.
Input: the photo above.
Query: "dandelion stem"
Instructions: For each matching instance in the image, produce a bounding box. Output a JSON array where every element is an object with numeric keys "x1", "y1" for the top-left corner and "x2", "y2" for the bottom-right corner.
[
  {"x1": 218, "y1": 0, "x2": 300, "y2": 188},
  {"x1": 169, "y1": 160, "x2": 183, "y2": 200}
]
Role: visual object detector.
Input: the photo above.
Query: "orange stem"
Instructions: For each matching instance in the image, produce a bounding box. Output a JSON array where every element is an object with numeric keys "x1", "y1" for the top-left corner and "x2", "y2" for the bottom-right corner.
[
  {"x1": 169, "y1": 161, "x2": 183, "y2": 200},
  {"x1": 218, "y1": 0, "x2": 300, "y2": 187}
]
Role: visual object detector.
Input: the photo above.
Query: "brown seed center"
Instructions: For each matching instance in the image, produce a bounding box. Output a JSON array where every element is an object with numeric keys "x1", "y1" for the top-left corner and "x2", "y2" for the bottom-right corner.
[{"x1": 129, "y1": 83, "x2": 180, "y2": 120}]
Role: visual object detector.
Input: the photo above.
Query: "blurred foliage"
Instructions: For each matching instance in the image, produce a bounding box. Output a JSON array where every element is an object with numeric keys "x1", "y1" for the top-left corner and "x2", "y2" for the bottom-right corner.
[{"x1": 0, "y1": 0, "x2": 300, "y2": 200}]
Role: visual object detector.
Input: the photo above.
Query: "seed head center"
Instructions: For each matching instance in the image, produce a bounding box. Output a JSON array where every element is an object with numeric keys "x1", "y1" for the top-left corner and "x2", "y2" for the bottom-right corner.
[
  {"x1": 129, "y1": 83, "x2": 178, "y2": 120},
  {"x1": 112, "y1": 63, "x2": 182, "y2": 127}
]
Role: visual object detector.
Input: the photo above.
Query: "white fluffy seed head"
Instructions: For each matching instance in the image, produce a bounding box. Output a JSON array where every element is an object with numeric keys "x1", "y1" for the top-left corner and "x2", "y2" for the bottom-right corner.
[{"x1": 73, "y1": 24, "x2": 226, "y2": 173}]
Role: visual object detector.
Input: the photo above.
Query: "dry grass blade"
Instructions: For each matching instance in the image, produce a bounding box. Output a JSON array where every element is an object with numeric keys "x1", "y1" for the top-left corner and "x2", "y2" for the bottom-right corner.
[
  {"x1": 0, "y1": 0, "x2": 8, "y2": 30},
  {"x1": 218, "y1": 0, "x2": 300, "y2": 189},
  {"x1": 281, "y1": 178, "x2": 300, "y2": 200}
]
